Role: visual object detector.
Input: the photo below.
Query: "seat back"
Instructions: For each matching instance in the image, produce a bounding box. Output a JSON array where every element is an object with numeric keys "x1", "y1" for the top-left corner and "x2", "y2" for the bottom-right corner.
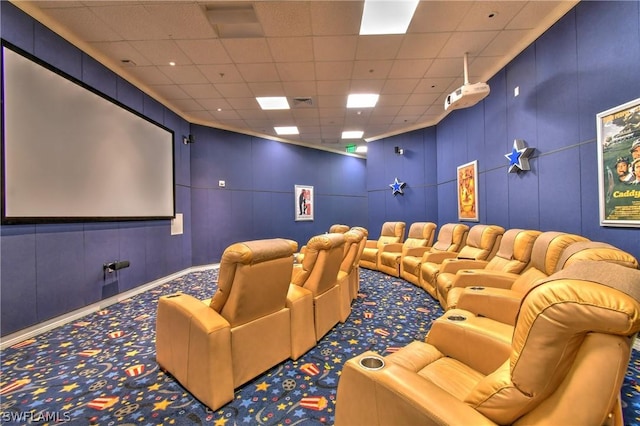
[
  {"x1": 465, "y1": 261, "x2": 640, "y2": 425},
  {"x1": 485, "y1": 229, "x2": 541, "y2": 274},
  {"x1": 402, "y1": 222, "x2": 437, "y2": 255},
  {"x1": 341, "y1": 230, "x2": 364, "y2": 274},
  {"x1": 329, "y1": 224, "x2": 350, "y2": 233},
  {"x1": 510, "y1": 231, "x2": 588, "y2": 294},
  {"x1": 555, "y1": 241, "x2": 639, "y2": 271},
  {"x1": 456, "y1": 224, "x2": 505, "y2": 261},
  {"x1": 209, "y1": 238, "x2": 295, "y2": 327},
  {"x1": 431, "y1": 223, "x2": 469, "y2": 253},
  {"x1": 376, "y1": 221, "x2": 406, "y2": 249},
  {"x1": 292, "y1": 233, "x2": 346, "y2": 296}
]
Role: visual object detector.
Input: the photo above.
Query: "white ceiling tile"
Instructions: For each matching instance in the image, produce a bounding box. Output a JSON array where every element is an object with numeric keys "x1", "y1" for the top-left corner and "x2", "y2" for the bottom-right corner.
[
  {"x1": 214, "y1": 83, "x2": 254, "y2": 98},
  {"x1": 254, "y1": 2, "x2": 312, "y2": 37},
  {"x1": 158, "y1": 65, "x2": 209, "y2": 85},
  {"x1": 198, "y1": 64, "x2": 244, "y2": 84},
  {"x1": 176, "y1": 39, "x2": 232, "y2": 65},
  {"x1": 276, "y1": 62, "x2": 316, "y2": 82},
  {"x1": 181, "y1": 84, "x2": 222, "y2": 100},
  {"x1": 315, "y1": 62, "x2": 353, "y2": 81},
  {"x1": 355, "y1": 35, "x2": 403, "y2": 60},
  {"x1": 313, "y1": 36, "x2": 357, "y2": 61},
  {"x1": 129, "y1": 40, "x2": 191, "y2": 65},
  {"x1": 267, "y1": 37, "x2": 314, "y2": 62},
  {"x1": 237, "y1": 63, "x2": 281, "y2": 82},
  {"x1": 389, "y1": 59, "x2": 433, "y2": 79},
  {"x1": 309, "y1": 1, "x2": 362, "y2": 36},
  {"x1": 150, "y1": 84, "x2": 189, "y2": 100},
  {"x1": 221, "y1": 39, "x2": 273, "y2": 64},
  {"x1": 352, "y1": 61, "x2": 393, "y2": 80},
  {"x1": 397, "y1": 33, "x2": 452, "y2": 59}
]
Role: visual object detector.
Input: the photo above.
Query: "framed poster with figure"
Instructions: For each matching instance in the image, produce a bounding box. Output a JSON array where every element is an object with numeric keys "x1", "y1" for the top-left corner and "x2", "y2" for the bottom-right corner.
[
  {"x1": 596, "y1": 98, "x2": 640, "y2": 227},
  {"x1": 295, "y1": 185, "x2": 314, "y2": 221},
  {"x1": 457, "y1": 160, "x2": 479, "y2": 222}
]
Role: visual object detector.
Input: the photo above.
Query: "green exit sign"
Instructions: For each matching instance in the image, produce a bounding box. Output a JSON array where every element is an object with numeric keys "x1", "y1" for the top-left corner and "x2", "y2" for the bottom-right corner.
[{"x1": 345, "y1": 144, "x2": 357, "y2": 153}]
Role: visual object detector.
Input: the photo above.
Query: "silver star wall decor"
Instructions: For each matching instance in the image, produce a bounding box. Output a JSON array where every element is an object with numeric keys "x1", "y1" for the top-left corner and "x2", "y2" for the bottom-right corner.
[
  {"x1": 389, "y1": 177, "x2": 406, "y2": 195},
  {"x1": 504, "y1": 139, "x2": 535, "y2": 173}
]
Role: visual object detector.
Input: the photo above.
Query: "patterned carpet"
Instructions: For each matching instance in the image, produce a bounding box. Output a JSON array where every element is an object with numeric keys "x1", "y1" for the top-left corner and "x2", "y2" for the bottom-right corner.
[{"x1": 1, "y1": 268, "x2": 639, "y2": 425}]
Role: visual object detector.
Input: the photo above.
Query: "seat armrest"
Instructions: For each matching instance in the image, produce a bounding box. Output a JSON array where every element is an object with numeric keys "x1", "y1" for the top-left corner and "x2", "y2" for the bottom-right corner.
[
  {"x1": 439, "y1": 258, "x2": 489, "y2": 274},
  {"x1": 456, "y1": 288, "x2": 522, "y2": 325},
  {"x1": 452, "y1": 269, "x2": 519, "y2": 290},
  {"x1": 335, "y1": 353, "x2": 497, "y2": 426},
  {"x1": 421, "y1": 251, "x2": 458, "y2": 264},
  {"x1": 404, "y1": 246, "x2": 431, "y2": 257},
  {"x1": 380, "y1": 242, "x2": 403, "y2": 253}
]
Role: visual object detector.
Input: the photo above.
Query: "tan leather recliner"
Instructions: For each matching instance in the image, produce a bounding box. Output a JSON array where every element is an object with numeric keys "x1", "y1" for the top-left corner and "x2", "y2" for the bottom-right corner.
[
  {"x1": 337, "y1": 230, "x2": 365, "y2": 322},
  {"x1": 436, "y1": 228, "x2": 541, "y2": 309},
  {"x1": 349, "y1": 226, "x2": 368, "y2": 299},
  {"x1": 290, "y1": 233, "x2": 346, "y2": 346},
  {"x1": 297, "y1": 224, "x2": 350, "y2": 263},
  {"x1": 377, "y1": 222, "x2": 437, "y2": 277},
  {"x1": 335, "y1": 261, "x2": 640, "y2": 426},
  {"x1": 453, "y1": 240, "x2": 639, "y2": 327},
  {"x1": 359, "y1": 222, "x2": 406, "y2": 270},
  {"x1": 400, "y1": 223, "x2": 469, "y2": 288},
  {"x1": 155, "y1": 238, "x2": 295, "y2": 411},
  {"x1": 421, "y1": 224, "x2": 504, "y2": 300},
  {"x1": 445, "y1": 231, "x2": 588, "y2": 317}
]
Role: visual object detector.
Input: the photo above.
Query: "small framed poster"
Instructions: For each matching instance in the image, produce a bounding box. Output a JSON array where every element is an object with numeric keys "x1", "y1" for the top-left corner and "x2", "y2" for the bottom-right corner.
[
  {"x1": 457, "y1": 160, "x2": 479, "y2": 222},
  {"x1": 295, "y1": 185, "x2": 314, "y2": 221},
  {"x1": 596, "y1": 98, "x2": 640, "y2": 227}
]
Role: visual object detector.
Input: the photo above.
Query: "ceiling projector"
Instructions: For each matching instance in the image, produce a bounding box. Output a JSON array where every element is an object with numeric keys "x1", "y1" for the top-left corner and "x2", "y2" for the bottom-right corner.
[{"x1": 444, "y1": 53, "x2": 490, "y2": 112}]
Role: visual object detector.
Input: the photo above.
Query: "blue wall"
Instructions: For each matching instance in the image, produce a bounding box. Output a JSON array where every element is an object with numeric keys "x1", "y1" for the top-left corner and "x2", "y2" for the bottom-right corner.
[
  {"x1": 189, "y1": 126, "x2": 367, "y2": 266},
  {"x1": 367, "y1": 1, "x2": 640, "y2": 260},
  {"x1": 0, "y1": 2, "x2": 367, "y2": 336}
]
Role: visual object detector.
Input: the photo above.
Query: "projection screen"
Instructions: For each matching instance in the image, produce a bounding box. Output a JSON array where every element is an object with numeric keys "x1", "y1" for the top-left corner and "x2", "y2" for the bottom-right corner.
[{"x1": 1, "y1": 43, "x2": 175, "y2": 224}]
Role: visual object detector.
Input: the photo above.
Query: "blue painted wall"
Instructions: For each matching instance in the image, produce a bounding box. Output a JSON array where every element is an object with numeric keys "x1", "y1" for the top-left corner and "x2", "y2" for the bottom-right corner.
[
  {"x1": 368, "y1": 1, "x2": 640, "y2": 259},
  {"x1": 0, "y1": 2, "x2": 366, "y2": 336},
  {"x1": 190, "y1": 126, "x2": 367, "y2": 266}
]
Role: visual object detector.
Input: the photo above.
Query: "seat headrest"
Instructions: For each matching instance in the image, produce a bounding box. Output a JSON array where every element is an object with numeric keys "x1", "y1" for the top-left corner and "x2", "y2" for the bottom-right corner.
[
  {"x1": 307, "y1": 233, "x2": 346, "y2": 250},
  {"x1": 432, "y1": 223, "x2": 469, "y2": 251},
  {"x1": 556, "y1": 241, "x2": 639, "y2": 271},
  {"x1": 529, "y1": 231, "x2": 589, "y2": 274},
  {"x1": 329, "y1": 224, "x2": 350, "y2": 233},
  {"x1": 381, "y1": 222, "x2": 405, "y2": 238},
  {"x1": 408, "y1": 222, "x2": 436, "y2": 239},
  {"x1": 495, "y1": 229, "x2": 541, "y2": 261},
  {"x1": 221, "y1": 238, "x2": 295, "y2": 265},
  {"x1": 350, "y1": 226, "x2": 369, "y2": 238}
]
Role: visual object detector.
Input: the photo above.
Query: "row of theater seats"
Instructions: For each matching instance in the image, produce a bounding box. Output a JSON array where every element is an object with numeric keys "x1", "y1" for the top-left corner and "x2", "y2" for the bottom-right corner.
[
  {"x1": 154, "y1": 224, "x2": 368, "y2": 411},
  {"x1": 335, "y1": 221, "x2": 640, "y2": 425}
]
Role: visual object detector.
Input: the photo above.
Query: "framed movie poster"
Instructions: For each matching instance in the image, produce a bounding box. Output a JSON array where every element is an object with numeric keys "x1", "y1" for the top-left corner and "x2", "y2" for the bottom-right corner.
[
  {"x1": 295, "y1": 185, "x2": 314, "y2": 221},
  {"x1": 457, "y1": 160, "x2": 479, "y2": 222},
  {"x1": 596, "y1": 98, "x2": 640, "y2": 227}
]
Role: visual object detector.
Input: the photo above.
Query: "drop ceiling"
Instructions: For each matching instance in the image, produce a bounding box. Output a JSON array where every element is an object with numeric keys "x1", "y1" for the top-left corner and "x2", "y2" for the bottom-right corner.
[{"x1": 12, "y1": 1, "x2": 579, "y2": 156}]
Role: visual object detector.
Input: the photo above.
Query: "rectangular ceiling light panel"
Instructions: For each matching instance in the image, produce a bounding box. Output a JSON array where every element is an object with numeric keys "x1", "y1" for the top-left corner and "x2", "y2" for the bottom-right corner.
[
  {"x1": 347, "y1": 93, "x2": 379, "y2": 108},
  {"x1": 360, "y1": 0, "x2": 419, "y2": 35},
  {"x1": 257, "y1": 97, "x2": 290, "y2": 110}
]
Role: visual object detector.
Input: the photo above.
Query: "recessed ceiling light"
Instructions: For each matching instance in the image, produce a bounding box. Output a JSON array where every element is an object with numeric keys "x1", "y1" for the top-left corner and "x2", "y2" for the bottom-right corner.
[
  {"x1": 347, "y1": 94, "x2": 379, "y2": 108},
  {"x1": 342, "y1": 130, "x2": 364, "y2": 139},
  {"x1": 274, "y1": 126, "x2": 299, "y2": 135},
  {"x1": 256, "y1": 97, "x2": 290, "y2": 110},
  {"x1": 169, "y1": 61, "x2": 176, "y2": 66},
  {"x1": 359, "y1": 0, "x2": 419, "y2": 35}
]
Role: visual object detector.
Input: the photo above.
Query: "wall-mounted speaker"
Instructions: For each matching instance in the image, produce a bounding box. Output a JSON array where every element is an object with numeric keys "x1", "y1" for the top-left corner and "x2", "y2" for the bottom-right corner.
[{"x1": 183, "y1": 134, "x2": 196, "y2": 145}]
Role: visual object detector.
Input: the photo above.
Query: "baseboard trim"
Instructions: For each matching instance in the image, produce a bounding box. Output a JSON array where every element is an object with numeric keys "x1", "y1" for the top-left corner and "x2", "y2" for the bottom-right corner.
[{"x1": 0, "y1": 263, "x2": 220, "y2": 351}]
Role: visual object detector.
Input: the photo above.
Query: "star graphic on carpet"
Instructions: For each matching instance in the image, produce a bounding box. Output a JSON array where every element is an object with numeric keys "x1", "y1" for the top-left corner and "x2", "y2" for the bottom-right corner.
[
  {"x1": 504, "y1": 139, "x2": 534, "y2": 173},
  {"x1": 389, "y1": 177, "x2": 406, "y2": 195}
]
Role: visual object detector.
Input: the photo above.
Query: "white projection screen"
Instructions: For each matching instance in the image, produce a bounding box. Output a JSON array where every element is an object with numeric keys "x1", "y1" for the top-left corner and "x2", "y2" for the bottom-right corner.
[{"x1": 2, "y1": 44, "x2": 175, "y2": 224}]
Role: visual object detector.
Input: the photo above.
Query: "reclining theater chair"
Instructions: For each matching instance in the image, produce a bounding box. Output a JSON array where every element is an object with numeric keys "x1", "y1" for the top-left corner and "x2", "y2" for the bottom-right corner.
[
  {"x1": 378, "y1": 222, "x2": 437, "y2": 277},
  {"x1": 420, "y1": 224, "x2": 505, "y2": 304},
  {"x1": 400, "y1": 223, "x2": 468, "y2": 288},
  {"x1": 296, "y1": 224, "x2": 349, "y2": 263},
  {"x1": 435, "y1": 228, "x2": 540, "y2": 309},
  {"x1": 337, "y1": 229, "x2": 365, "y2": 322},
  {"x1": 349, "y1": 226, "x2": 368, "y2": 299},
  {"x1": 290, "y1": 233, "x2": 346, "y2": 344},
  {"x1": 360, "y1": 221, "x2": 405, "y2": 270},
  {"x1": 335, "y1": 261, "x2": 640, "y2": 426},
  {"x1": 156, "y1": 238, "x2": 295, "y2": 411}
]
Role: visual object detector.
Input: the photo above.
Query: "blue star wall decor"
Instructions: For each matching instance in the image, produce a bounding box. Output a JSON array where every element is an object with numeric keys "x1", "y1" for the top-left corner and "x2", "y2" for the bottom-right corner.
[
  {"x1": 504, "y1": 139, "x2": 535, "y2": 173},
  {"x1": 389, "y1": 177, "x2": 406, "y2": 195}
]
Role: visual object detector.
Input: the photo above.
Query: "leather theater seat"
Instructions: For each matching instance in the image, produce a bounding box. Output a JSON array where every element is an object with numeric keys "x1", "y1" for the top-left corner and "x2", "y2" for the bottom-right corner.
[
  {"x1": 349, "y1": 226, "x2": 369, "y2": 299},
  {"x1": 335, "y1": 260, "x2": 640, "y2": 426},
  {"x1": 436, "y1": 228, "x2": 541, "y2": 310},
  {"x1": 400, "y1": 223, "x2": 469, "y2": 288},
  {"x1": 377, "y1": 222, "x2": 437, "y2": 277},
  {"x1": 287, "y1": 233, "x2": 346, "y2": 359},
  {"x1": 156, "y1": 238, "x2": 296, "y2": 411},
  {"x1": 359, "y1": 221, "x2": 406, "y2": 271},
  {"x1": 337, "y1": 229, "x2": 365, "y2": 322}
]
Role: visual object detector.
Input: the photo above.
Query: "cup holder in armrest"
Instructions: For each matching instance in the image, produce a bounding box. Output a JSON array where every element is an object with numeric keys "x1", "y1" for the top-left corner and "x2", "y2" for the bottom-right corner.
[
  {"x1": 359, "y1": 356, "x2": 385, "y2": 370},
  {"x1": 469, "y1": 286, "x2": 485, "y2": 291},
  {"x1": 446, "y1": 315, "x2": 467, "y2": 322}
]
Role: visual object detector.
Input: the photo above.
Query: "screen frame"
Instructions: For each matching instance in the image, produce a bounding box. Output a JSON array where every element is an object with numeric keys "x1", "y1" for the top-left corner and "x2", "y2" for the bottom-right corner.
[{"x1": 1, "y1": 41, "x2": 176, "y2": 225}]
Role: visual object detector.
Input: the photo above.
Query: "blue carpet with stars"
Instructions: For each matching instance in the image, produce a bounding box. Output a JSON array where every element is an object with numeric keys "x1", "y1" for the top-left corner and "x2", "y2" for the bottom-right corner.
[{"x1": 1, "y1": 268, "x2": 640, "y2": 425}]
